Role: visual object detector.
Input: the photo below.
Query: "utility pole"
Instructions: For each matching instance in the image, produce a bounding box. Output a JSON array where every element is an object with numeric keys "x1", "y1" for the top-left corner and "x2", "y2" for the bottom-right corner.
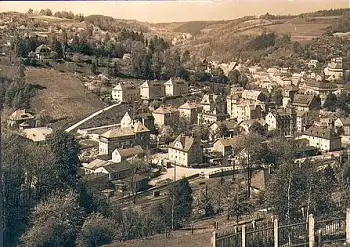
[
  {"x1": 232, "y1": 156, "x2": 235, "y2": 182},
  {"x1": 0, "y1": 104, "x2": 4, "y2": 247}
]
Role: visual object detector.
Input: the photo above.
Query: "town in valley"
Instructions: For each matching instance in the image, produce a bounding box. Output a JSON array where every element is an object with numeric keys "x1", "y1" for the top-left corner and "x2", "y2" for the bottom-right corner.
[{"x1": 1, "y1": 2, "x2": 350, "y2": 247}]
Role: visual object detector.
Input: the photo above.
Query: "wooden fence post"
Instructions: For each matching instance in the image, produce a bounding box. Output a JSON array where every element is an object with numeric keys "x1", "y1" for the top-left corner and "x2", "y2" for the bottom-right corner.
[
  {"x1": 346, "y1": 208, "x2": 350, "y2": 244},
  {"x1": 308, "y1": 214, "x2": 315, "y2": 247},
  {"x1": 274, "y1": 218, "x2": 279, "y2": 247},
  {"x1": 211, "y1": 231, "x2": 217, "y2": 247},
  {"x1": 242, "y1": 224, "x2": 246, "y2": 247}
]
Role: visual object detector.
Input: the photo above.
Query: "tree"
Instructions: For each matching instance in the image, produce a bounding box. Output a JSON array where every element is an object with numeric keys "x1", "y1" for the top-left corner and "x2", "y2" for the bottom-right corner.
[
  {"x1": 337, "y1": 92, "x2": 350, "y2": 115},
  {"x1": 45, "y1": 8, "x2": 53, "y2": 16},
  {"x1": 21, "y1": 192, "x2": 85, "y2": 247},
  {"x1": 241, "y1": 133, "x2": 269, "y2": 198},
  {"x1": 27, "y1": 8, "x2": 33, "y2": 14},
  {"x1": 249, "y1": 122, "x2": 266, "y2": 136},
  {"x1": 230, "y1": 185, "x2": 250, "y2": 224},
  {"x1": 47, "y1": 130, "x2": 80, "y2": 190},
  {"x1": 323, "y1": 93, "x2": 337, "y2": 111},
  {"x1": 131, "y1": 41, "x2": 148, "y2": 78},
  {"x1": 267, "y1": 161, "x2": 332, "y2": 223},
  {"x1": 76, "y1": 213, "x2": 116, "y2": 247},
  {"x1": 165, "y1": 179, "x2": 193, "y2": 230},
  {"x1": 181, "y1": 50, "x2": 190, "y2": 64},
  {"x1": 196, "y1": 185, "x2": 215, "y2": 218},
  {"x1": 51, "y1": 37, "x2": 63, "y2": 59}
]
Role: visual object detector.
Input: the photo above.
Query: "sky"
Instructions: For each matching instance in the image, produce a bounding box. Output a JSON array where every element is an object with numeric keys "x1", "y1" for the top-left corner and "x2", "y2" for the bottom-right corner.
[{"x1": 0, "y1": 0, "x2": 349, "y2": 23}]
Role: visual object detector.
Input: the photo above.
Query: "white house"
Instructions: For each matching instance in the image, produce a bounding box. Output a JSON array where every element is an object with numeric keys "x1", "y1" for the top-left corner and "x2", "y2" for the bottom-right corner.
[
  {"x1": 164, "y1": 78, "x2": 188, "y2": 97},
  {"x1": 299, "y1": 125, "x2": 341, "y2": 152},
  {"x1": 112, "y1": 82, "x2": 140, "y2": 103},
  {"x1": 111, "y1": 145, "x2": 144, "y2": 163},
  {"x1": 168, "y1": 135, "x2": 203, "y2": 167}
]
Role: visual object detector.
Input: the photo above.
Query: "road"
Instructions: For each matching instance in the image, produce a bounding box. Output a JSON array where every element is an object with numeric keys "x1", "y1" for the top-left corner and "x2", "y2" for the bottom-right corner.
[{"x1": 65, "y1": 102, "x2": 121, "y2": 133}]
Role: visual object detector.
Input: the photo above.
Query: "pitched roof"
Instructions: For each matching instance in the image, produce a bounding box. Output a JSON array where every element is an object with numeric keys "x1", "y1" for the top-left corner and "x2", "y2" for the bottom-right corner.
[
  {"x1": 114, "y1": 145, "x2": 144, "y2": 158},
  {"x1": 8, "y1": 109, "x2": 34, "y2": 121},
  {"x1": 178, "y1": 102, "x2": 202, "y2": 110},
  {"x1": 164, "y1": 78, "x2": 187, "y2": 86},
  {"x1": 292, "y1": 94, "x2": 315, "y2": 107},
  {"x1": 22, "y1": 127, "x2": 53, "y2": 142},
  {"x1": 215, "y1": 137, "x2": 236, "y2": 147},
  {"x1": 133, "y1": 122, "x2": 150, "y2": 133},
  {"x1": 303, "y1": 126, "x2": 340, "y2": 140},
  {"x1": 35, "y1": 44, "x2": 51, "y2": 53},
  {"x1": 305, "y1": 80, "x2": 337, "y2": 90},
  {"x1": 140, "y1": 80, "x2": 163, "y2": 88},
  {"x1": 242, "y1": 90, "x2": 267, "y2": 101},
  {"x1": 200, "y1": 94, "x2": 225, "y2": 104},
  {"x1": 101, "y1": 127, "x2": 135, "y2": 138},
  {"x1": 169, "y1": 135, "x2": 199, "y2": 152},
  {"x1": 337, "y1": 117, "x2": 350, "y2": 125},
  {"x1": 215, "y1": 119, "x2": 238, "y2": 130},
  {"x1": 113, "y1": 82, "x2": 138, "y2": 91},
  {"x1": 153, "y1": 105, "x2": 179, "y2": 114},
  {"x1": 103, "y1": 160, "x2": 133, "y2": 174},
  {"x1": 84, "y1": 159, "x2": 111, "y2": 170},
  {"x1": 101, "y1": 122, "x2": 149, "y2": 138}
]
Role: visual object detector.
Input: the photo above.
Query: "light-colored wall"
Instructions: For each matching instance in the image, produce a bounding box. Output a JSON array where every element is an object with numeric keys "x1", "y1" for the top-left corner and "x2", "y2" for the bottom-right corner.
[
  {"x1": 300, "y1": 135, "x2": 341, "y2": 152},
  {"x1": 112, "y1": 151, "x2": 122, "y2": 163}
]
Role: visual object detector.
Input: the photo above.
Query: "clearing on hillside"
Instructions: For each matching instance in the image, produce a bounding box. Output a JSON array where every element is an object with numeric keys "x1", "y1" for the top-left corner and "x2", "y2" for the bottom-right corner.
[{"x1": 0, "y1": 65, "x2": 105, "y2": 126}]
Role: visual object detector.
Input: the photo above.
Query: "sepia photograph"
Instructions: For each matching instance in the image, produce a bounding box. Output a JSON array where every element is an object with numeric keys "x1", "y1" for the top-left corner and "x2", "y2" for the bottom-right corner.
[{"x1": 0, "y1": 0, "x2": 350, "y2": 246}]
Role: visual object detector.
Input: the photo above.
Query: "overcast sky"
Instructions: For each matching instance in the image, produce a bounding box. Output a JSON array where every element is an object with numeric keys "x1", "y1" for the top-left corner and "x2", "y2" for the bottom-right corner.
[{"x1": 0, "y1": 0, "x2": 349, "y2": 23}]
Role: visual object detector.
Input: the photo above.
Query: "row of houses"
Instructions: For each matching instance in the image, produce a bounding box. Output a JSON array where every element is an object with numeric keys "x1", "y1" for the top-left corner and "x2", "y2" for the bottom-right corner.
[{"x1": 111, "y1": 78, "x2": 189, "y2": 103}]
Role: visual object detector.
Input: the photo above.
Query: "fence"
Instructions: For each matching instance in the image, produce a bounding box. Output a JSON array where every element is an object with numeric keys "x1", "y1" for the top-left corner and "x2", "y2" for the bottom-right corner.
[{"x1": 212, "y1": 208, "x2": 350, "y2": 247}]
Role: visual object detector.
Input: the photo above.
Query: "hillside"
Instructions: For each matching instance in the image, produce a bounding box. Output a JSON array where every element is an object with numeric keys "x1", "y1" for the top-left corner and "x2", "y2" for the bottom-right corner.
[
  {"x1": 166, "y1": 15, "x2": 345, "y2": 62},
  {"x1": 0, "y1": 65, "x2": 105, "y2": 128}
]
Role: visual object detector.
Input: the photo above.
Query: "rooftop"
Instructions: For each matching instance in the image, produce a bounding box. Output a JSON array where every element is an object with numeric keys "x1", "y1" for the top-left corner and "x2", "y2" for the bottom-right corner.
[{"x1": 303, "y1": 126, "x2": 340, "y2": 140}]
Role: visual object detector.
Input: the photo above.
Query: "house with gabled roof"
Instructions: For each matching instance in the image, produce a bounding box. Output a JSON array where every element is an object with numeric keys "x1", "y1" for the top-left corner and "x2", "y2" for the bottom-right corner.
[
  {"x1": 94, "y1": 160, "x2": 135, "y2": 181},
  {"x1": 112, "y1": 145, "x2": 145, "y2": 163},
  {"x1": 178, "y1": 101, "x2": 203, "y2": 124},
  {"x1": 164, "y1": 78, "x2": 188, "y2": 97},
  {"x1": 140, "y1": 80, "x2": 165, "y2": 100},
  {"x1": 168, "y1": 134, "x2": 203, "y2": 167},
  {"x1": 98, "y1": 121, "x2": 150, "y2": 158},
  {"x1": 335, "y1": 117, "x2": 350, "y2": 136},
  {"x1": 152, "y1": 105, "x2": 179, "y2": 127},
  {"x1": 292, "y1": 94, "x2": 320, "y2": 112},
  {"x1": 212, "y1": 137, "x2": 236, "y2": 157},
  {"x1": 197, "y1": 94, "x2": 228, "y2": 125},
  {"x1": 121, "y1": 106, "x2": 155, "y2": 132},
  {"x1": 111, "y1": 82, "x2": 140, "y2": 103},
  {"x1": 300, "y1": 125, "x2": 341, "y2": 152},
  {"x1": 7, "y1": 109, "x2": 35, "y2": 129},
  {"x1": 265, "y1": 108, "x2": 296, "y2": 136},
  {"x1": 241, "y1": 90, "x2": 268, "y2": 102}
]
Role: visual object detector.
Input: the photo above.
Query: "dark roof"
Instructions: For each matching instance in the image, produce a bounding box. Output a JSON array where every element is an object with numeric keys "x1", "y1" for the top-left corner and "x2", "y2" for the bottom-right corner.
[
  {"x1": 169, "y1": 135, "x2": 199, "y2": 152},
  {"x1": 104, "y1": 160, "x2": 134, "y2": 174},
  {"x1": 292, "y1": 94, "x2": 315, "y2": 107},
  {"x1": 115, "y1": 145, "x2": 144, "y2": 158},
  {"x1": 303, "y1": 126, "x2": 340, "y2": 140}
]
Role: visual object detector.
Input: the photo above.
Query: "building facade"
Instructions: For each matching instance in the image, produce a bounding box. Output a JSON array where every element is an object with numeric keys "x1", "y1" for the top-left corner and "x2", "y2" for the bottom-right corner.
[
  {"x1": 168, "y1": 135, "x2": 203, "y2": 167},
  {"x1": 112, "y1": 82, "x2": 140, "y2": 103},
  {"x1": 140, "y1": 80, "x2": 165, "y2": 100},
  {"x1": 164, "y1": 78, "x2": 189, "y2": 97}
]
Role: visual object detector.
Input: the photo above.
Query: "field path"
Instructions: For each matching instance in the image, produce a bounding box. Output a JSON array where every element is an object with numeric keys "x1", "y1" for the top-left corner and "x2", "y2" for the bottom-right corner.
[{"x1": 65, "y1": 102, "x2": 121, "y2": 132}]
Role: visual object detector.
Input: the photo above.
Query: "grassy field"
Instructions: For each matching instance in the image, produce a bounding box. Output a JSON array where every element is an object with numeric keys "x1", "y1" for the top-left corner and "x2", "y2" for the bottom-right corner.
[
  {"x1": 106, "y1": 230, "x2": 212, "y2": 247},
  {"x1": 0, "y1": 65, "x2": 105, "y2": 128}
]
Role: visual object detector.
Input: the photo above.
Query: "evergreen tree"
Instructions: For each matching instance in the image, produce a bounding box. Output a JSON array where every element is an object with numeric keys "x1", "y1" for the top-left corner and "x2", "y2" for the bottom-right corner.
[
  {"x1": 47, "y1": 130, "x2": 80, "y2": 190},
  {"x1": 164, "y1": 178, "x2": 193, "y2": 230}
]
